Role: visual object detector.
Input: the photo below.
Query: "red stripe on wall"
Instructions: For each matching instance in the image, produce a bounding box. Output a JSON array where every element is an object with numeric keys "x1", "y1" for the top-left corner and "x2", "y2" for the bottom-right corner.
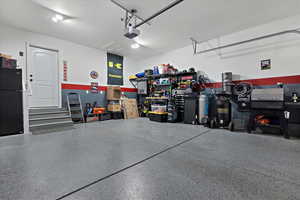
[
  {"x1": 121, "y1": 87, "x2": 138, "y2": 92},
  {"x1": 62, "y1": 84, "x2": 91, "y2": 90},
  {"x1": 206, "y1": 82, "x2": 222, "y2": 88},
  {"x1": 206, "y1": 75, "x2": 300, "y2": 88},
  {"x1": 62, "y1": 75, "x2": 300, "y2": 91},
  {"x1": 61, "y1": 83, "x2": 138, "y2": 93}
]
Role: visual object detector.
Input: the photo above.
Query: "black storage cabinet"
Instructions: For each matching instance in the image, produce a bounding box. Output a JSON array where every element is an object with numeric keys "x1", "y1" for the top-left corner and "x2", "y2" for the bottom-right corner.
[{"x1": 0, "y1": 69, "x2": 23, "y2": 136}]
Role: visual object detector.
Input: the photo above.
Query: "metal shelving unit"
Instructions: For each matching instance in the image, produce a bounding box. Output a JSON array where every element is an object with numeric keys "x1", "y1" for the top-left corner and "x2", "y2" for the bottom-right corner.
[
  {"x1": 129, "y1": 72, "x2": 197, "y2": 88},
  {"x1": 130, "y1": 71, "x2": 198, "y2": 122}
]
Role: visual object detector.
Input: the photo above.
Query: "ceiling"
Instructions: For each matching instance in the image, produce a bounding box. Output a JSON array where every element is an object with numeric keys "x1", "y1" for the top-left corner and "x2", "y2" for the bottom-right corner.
[{"x1": 0, "y1": 0, "x2": 300, "y2": 60}]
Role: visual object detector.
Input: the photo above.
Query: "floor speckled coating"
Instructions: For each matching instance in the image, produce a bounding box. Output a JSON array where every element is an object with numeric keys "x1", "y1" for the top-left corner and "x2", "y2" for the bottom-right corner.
[{"x1": 0, "y1": 119, "x2": 299, "y2": 200}]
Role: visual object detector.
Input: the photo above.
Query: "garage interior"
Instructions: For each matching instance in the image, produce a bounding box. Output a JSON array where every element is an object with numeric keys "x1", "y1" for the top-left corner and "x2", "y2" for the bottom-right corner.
[{"x1": 0, "y1": 0, "x2": 300, "y2": 199}]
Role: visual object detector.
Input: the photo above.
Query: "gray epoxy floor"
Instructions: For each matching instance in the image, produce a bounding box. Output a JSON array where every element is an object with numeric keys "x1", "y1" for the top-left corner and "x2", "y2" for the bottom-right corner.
[{"x1": 0, "y1": 119, "x2": 300, "y2": 200}]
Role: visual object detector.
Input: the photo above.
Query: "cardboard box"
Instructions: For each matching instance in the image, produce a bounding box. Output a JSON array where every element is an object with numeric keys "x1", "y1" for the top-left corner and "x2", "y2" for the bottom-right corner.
[
  {"x1": 108, "y1": 104, "x2": 121, "y2": 112},
  {"x1": 107, "y1": 86, "x2": 121, "y2": 100},
  {"x1": 0, "y1": 53, "x2": 12, "y2": 59},
  {"x1": 0, "y1": 57, "x2": 17, "y2": 69}
]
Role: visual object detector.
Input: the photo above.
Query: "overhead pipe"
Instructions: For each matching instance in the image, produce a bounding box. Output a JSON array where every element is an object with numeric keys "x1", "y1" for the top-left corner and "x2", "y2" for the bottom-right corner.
[
  {"x1": 193, "y1": 29, "x2": 300, "y2": 55},
  {"x1": 134, "y1": 0, "x2": 184, "y2": 29}
]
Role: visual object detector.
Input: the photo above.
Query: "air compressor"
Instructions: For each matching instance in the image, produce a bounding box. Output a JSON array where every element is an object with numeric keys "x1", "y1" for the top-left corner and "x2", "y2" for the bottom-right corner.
[
  {"x1": 216, "y1": 94, "x2": 232, "y2": 127},
  {"x1": 209, "y1": 93, "x2": 232, "y2": 128},
  {"x1": 198, "y1": 94, "x2": 209, "y2": 124}
]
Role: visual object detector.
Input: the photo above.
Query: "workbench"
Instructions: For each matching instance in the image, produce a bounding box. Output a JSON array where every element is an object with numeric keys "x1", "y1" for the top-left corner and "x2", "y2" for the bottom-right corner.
[
  {"x1": 247, "y1": 108, "x2": 289, "y2": 139},
  {"x1": 285, "y1": 102, "x2": 300, "y2": 138},
  {"x1": 247, "y1": 102, "x2": 300, "y2": 139}
]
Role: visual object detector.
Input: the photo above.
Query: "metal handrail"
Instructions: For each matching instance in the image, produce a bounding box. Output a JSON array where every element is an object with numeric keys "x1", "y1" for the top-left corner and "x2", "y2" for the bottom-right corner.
[{"x1": 192, "y1": 29, "x2": 300, "y2": 55}]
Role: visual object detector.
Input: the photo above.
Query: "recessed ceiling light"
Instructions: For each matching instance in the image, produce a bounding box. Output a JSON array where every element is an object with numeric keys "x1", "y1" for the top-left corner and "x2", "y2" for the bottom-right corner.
[
  {"x1": 55, "y1": 14, "x2": 64, "y2": 21},
  {"x1": 52, "y1": 14, "x2": 64, "y2": 23},
  {"x1": 131, "y1": 43, "x2": 140, "y2": 49},
  {"x1": 52, "y1": 16, "x2": 59, "y2": 23}
]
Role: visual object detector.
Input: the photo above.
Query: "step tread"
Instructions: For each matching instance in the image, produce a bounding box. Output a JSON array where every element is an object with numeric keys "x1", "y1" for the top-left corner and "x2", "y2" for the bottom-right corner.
[
  {"x1": 29, "y1": 115, "x2": 71, "y2": 121},
  {"x1": 29, "y1": 106, "x2": 59, "y2": 109},
  {"x1": 30, "y1": 121, "x2": 73, "y2": 128},
  {"x1": 30, "y1": 111, "x2": 69, "y2": 116}
]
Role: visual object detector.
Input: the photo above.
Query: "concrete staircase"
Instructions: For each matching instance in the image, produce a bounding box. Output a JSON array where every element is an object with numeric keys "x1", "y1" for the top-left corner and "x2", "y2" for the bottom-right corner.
[{"x1": 29, "y1": 107, "x2": 74, "y2": 134}]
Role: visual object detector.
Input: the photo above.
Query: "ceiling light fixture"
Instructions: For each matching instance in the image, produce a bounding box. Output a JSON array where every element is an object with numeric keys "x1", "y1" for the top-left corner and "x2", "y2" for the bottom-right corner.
[
  {"x1": 131, "y1": 43, "x2": 140, "y2": 49},
  {"x1": 52, "y1": 16, "x2": 58, "y2": 23},
  {"x1": 55, "y1": 14, "x2": 64, "y2": 21},
  {"x1": 52, "y1": 14, "x2": 64, "y2": 23}
]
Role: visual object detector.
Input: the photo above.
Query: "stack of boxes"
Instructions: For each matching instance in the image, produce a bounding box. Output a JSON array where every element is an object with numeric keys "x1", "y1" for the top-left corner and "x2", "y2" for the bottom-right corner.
[
  {"x1": 106, "y1": 86, "x2": 123, "y2": 119},
  {"x1": 0, "y1": 53, "x2": 17, "y2": 69}
]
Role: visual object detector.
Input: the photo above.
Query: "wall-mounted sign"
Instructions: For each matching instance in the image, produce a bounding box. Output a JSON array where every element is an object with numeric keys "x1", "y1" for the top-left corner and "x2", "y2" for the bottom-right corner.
[
  {"x1": 90, "y1": 70, "x2": 99, "y2": 79},
  {"x1": 261, "y1": 59, "x2": 271, "y2": 70},
  {"x1": 90, "y1": 82, "x2": 99, "y2": 93},
  {"x1": 107, "y1": 53, "x2": 123, "y2": 85},
  {"x1": 63, "y1": 60, "x2": 68, "y2": 81}
]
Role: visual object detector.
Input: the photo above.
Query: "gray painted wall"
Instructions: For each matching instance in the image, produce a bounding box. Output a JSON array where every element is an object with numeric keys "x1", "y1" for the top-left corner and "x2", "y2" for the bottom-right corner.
[{"x1": 62, "y1": 89, "x2": 137, "y2": 108}]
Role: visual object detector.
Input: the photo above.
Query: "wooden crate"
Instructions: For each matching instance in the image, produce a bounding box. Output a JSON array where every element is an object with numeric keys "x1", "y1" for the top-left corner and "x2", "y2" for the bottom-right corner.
[
  {"x1": 121, "y1": 99, "x2": 139, "y2": 119},
  {"x1": 0, "y1": 53, "x2": 12, "y2": 59}
]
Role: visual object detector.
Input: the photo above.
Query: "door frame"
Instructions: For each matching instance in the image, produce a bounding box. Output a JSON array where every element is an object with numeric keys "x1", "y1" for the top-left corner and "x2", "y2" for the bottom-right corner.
[{"x1": 26, "y1": 44, "x2": 62, "y2": 108}]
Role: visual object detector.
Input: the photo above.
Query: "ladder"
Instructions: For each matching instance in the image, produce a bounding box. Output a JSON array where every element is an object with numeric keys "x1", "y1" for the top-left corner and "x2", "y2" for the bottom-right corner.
[{"x1": 67, "y1": 93, "x2": 84, "y2": 122}]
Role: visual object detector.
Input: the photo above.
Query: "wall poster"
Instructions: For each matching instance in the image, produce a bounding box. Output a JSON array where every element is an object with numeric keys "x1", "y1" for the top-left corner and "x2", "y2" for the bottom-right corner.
[
  {"x1": 107, "y1": 53, "x2": 123, "y2": 85},
  {"x1": 63, "y1": 60, "x2": 68, "y2": 81},
  {"x1": 261, "y1": 59, "x2": 271, "y2": 70},
  {"x1": 90, "y1": 82, "x2": 99, "y2": 93}
]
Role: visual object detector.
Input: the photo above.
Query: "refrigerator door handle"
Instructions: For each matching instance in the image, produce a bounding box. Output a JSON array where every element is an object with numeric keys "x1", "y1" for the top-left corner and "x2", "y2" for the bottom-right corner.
[
  {"x1": 28, "y1": 80, "x2": 33, "y2": 96},
  {"x1": 22, "y1": 81, "x2": 27, "y2": 92}
]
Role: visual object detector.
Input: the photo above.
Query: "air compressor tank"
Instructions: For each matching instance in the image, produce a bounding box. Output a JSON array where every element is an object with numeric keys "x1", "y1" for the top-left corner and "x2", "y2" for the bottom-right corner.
[
  {"x1": 215, "y1": 94, "x2": 231, "y2": 127},
  {"x1": 198, "y1": 94, "x2": 208, "y2": 124}
]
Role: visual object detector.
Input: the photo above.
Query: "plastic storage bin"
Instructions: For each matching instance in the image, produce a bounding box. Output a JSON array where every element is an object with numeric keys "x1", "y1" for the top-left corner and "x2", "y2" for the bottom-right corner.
[
  {"x1": 149, "y1": 112, "x2": 168, "y2": 122},
  {"x1": 151, "y1": 105, "x2": 167, "y2": 113}
]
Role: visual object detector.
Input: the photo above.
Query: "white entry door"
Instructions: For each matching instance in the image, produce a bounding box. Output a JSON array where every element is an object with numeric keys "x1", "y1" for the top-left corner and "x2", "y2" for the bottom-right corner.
[{"x1": 28, "y1": 46, "x2": 59, "y2": 108}]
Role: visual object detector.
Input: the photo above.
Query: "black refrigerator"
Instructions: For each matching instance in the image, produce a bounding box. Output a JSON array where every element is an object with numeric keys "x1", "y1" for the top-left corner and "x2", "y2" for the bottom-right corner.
[{"x1": 0, "y1": 68, "x2": 24, "y2": 136}]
